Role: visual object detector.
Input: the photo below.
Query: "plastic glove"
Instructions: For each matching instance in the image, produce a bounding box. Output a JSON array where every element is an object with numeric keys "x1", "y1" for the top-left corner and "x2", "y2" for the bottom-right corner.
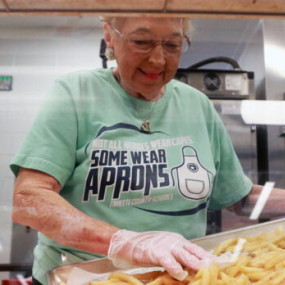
[{"x1": 108, "y1": 230, "x2": 216, "y2": 281}]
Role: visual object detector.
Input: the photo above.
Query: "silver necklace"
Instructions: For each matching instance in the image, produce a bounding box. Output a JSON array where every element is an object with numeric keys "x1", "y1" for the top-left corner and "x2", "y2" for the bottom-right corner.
[{"x1": 114, "y1": 72, "x2": 163, "y2": 133}]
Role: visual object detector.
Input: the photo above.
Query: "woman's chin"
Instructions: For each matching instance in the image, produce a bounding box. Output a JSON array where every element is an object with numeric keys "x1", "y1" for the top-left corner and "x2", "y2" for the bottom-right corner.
[{"x1": 135, "y1": 87, "x2": 165, "y2": 101}]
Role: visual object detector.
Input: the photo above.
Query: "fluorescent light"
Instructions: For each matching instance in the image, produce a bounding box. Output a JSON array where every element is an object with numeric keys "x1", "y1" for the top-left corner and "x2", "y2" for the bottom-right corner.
[
  {"x1": 264, "y1": 43, "x2": 285, "y2": 78},
  {"x1": 241, "y1": 100, "x2": 285, "y2": 125}
]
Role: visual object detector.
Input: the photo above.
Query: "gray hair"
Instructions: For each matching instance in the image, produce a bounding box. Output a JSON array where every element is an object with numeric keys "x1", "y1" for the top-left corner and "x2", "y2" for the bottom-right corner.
[{"x1": 99, "y1": 16, "x2": 192, "y2": 34}]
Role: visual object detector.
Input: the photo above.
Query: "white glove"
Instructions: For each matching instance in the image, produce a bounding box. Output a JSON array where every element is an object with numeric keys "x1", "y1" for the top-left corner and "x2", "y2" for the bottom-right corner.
[{"x1": 108, "y1": 230, "x2": 216, "y2": 281}]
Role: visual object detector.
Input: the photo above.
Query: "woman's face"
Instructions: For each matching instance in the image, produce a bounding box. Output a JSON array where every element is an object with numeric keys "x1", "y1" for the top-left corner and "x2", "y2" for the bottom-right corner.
[{"x1": 105, "y1": 17, "x2": 185, "y2": 100}]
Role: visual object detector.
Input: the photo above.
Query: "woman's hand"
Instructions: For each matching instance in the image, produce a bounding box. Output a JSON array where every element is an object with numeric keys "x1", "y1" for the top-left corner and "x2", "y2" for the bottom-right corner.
[{"x1": 108, "y1": 230, "x2": 215, "y2": 281}]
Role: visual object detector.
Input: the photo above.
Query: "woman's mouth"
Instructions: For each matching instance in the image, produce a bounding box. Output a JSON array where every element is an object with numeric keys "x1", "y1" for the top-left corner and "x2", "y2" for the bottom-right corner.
[{"x1": 139, "y1": 68, "x2": 163, "y2": 80}]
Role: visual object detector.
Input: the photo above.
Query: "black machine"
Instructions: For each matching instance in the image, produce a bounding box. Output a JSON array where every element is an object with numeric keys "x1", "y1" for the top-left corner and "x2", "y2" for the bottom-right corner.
[{"x1": 176, "y1": 57, "x2": 255, "y2": 100}]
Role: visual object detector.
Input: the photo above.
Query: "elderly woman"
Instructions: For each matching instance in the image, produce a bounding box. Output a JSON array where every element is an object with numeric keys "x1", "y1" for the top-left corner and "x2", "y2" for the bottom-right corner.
[{"x1": 10, "y1": 16, "x2": 284, "y2": 285}]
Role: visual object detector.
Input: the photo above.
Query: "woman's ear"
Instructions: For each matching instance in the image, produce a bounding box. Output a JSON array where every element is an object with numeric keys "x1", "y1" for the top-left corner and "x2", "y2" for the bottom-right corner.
[{"x1": 103, "y1": 23, "x2": 114, "y2": 48}]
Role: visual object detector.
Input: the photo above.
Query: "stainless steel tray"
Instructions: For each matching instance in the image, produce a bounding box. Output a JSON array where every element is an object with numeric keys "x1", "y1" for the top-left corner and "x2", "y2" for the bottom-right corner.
[{"x1": 46, "y1": 218, "x2": 285, "y2": 285}]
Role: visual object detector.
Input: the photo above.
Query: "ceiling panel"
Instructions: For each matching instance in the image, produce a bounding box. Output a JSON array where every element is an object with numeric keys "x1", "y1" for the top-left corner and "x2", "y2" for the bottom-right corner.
[
  {"x1": 5, "y1": 0, "x2": 165, "y2": 11},
  {"x1": 166, "y1": 0, "x2": 285, "y2": 13},
  {"x1": 0, "y1": 16, "x2": 103, "y2": 28}
]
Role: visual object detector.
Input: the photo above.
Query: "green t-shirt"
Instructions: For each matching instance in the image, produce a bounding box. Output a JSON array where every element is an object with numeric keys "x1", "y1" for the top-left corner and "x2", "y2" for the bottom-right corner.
[{"x1": 10, "y1": 68, "x2": 252, "y2": 285}]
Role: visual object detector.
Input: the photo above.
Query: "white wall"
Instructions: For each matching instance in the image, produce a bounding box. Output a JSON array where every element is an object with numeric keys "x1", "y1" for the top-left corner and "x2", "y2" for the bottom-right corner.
[
  {"x1": 179, "y1": 18, "x2": 261, "y2": 70},
  {"x1": 0, "y1": 21, "x2": 109, "y2": 280},
  {"x1": 239, "y1": 20, "x2": 265, "y2": 95}
]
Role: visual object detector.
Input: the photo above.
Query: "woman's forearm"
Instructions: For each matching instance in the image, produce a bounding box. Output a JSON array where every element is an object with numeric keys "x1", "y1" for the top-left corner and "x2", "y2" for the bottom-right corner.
[
  {"x1": 12, "y1": 168, "x2": 119, "y2": 255},
  {"x1": 243, "y1": 184, "x2": 285, "y2": 218}
]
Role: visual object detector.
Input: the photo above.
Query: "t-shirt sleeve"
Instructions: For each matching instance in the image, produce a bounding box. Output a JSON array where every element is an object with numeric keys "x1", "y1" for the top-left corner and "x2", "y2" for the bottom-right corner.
[
  {"x1": 10, "y1": 79, "x2": 78, "y2": 187},
  {"x1": 206, "y1": 101, "x2": 253, "y2": 210}
]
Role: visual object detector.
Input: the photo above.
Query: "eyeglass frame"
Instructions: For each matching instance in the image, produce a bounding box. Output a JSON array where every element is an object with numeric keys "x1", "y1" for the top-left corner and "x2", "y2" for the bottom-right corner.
[{"x1": 109, "y1": 24, "x2": 191, "y2": 55}]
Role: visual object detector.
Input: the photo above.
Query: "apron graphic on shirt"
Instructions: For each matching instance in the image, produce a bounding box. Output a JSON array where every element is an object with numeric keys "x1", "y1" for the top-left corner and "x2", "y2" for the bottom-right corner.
[{"x1": 171, "y1": 146, "x2": 214, "y2": 200}]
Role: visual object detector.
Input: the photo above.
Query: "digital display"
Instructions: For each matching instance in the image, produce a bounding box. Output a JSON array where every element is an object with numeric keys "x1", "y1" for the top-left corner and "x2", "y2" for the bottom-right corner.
[{"x1": 0, "y1": 75, "x2": 13, "y2": 91}]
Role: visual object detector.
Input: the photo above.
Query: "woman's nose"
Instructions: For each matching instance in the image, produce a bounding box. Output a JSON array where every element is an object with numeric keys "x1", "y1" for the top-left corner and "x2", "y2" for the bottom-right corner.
[{"x1": 148, "y1": 44, "x2": 166, "y2": 66}]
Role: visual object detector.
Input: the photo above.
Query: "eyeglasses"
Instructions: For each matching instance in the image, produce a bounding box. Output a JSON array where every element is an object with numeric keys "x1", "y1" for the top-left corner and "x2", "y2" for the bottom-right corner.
[{"x1": 110, "y1": 25, "x2": 191, "y2": 56}]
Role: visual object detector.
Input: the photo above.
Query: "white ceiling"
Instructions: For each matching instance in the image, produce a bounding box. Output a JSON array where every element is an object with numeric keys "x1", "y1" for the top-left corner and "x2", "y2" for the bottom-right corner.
[{"x1": 0, "y1": 16, "x2": 262, "y2": 69}]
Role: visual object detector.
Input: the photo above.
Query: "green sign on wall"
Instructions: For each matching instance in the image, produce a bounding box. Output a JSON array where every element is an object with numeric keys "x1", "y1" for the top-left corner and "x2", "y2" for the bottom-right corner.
[{"x1": 0, "y1": 75, "x2": 13, "y2": 91}]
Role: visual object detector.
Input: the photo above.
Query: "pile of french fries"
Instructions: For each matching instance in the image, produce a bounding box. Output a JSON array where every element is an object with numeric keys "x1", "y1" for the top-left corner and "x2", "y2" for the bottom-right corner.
[
  {"x1": 208, "y1": 226, "x2": 285, "y2": 284},
  {"x1": 65, "y1": 227, "x2": 285, "y2": 285}
]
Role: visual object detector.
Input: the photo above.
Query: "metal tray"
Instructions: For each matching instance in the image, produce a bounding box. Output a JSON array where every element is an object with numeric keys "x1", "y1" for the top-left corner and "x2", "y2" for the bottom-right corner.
[{"x1": 46, "y1": 218, "x2": 285, "y2": 285}]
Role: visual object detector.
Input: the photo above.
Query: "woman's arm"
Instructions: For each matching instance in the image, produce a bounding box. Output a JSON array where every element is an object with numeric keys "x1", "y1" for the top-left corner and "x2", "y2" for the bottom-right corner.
[
  {"x1": 12, "y1": 167, "x2": 119, "y2": 255},
  {"x1": 228, "y1": 184, "x2": 285, "y2": 218},
  {"x1": 13, "y1": 168, "x2": 216, "y2": 281}
]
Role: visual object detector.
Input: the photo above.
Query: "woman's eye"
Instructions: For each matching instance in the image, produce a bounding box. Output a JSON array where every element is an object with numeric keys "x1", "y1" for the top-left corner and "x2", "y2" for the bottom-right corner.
[
  {"x1": 164, "y1": 41, "x2": 180, "y2": 50},
  {"x1": 132, "y1": 39, "x2": 153, "y2": 46}
]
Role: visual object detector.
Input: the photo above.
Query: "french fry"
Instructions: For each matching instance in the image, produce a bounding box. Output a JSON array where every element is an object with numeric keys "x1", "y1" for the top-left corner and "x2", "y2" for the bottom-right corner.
[
  {"x1": 270, "y1": 270, "x2": 285, "y2": 285},
  {"x1": 235, "y1": 273, "x2": 251, "y2": 285},
  {"x1": 108, "y1": 273, "x2": 144, "y2": 285},
  {"x1": 132, "y1": 271, "x2": 164, "y2": 282},
  {"x1": 220, "y1": 272, "x2": 233, "y2": 285},
  {"x1": 245, "y1": 271, "x2": 268, "y2": 281},
  {"x1": 264, "y1": 252, "x2": 285, "y2": 270},
  {"x1": 192, "y1": 269, "x2": 203, "y2": 281},
  {"x1": 209, "y1": 263, "x2": 219, "y2": 285},
  {"x1": 253, "y1": 271, "x2": 276, "y2": 285},
  {"x1": 239, "y1": 266, "x2": 264, "y2": 273},
  {"x1": 214, "y1": 238, "x2": 238, "y2": 255},
  {"x1": 89, "y1": 281, "x2": 121, "y2": 285},
  {"x1": 147, "y1": 272, "x2": 179, "y2": 285},
  {"x1": 200, "y1": 268, "x2": 210, "y2": 285},
  {"x1": 189, "y1": 280, "x2": 202, "y2": 285}
]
